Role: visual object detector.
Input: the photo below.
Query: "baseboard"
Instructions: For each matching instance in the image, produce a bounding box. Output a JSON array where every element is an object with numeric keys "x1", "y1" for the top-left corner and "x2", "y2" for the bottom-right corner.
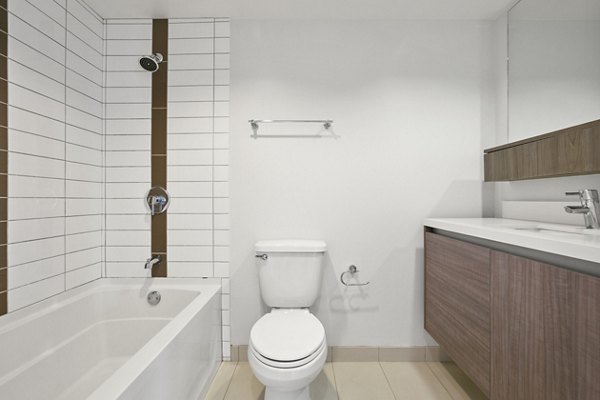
[{"x1": 229, "y1": 345, "x2": 451, "y2": 363}]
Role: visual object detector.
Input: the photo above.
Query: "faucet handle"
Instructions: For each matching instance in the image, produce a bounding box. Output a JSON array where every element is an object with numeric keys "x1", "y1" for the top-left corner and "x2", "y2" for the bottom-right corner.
[
  {"x1": 566, "y1": 189, "x2": 599, "y2": 202},
  {"x1": 146, "y1": 187, "x2": 170, "y2": 216}
]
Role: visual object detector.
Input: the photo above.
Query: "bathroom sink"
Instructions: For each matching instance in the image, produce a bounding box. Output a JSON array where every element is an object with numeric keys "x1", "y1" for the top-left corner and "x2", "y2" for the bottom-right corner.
[
  {"x1": 425, "y1": 218, "x2": 600, "y2": 265},
  {"x1": 508, "y1": 224, "x2": 600, "y2": 238}
]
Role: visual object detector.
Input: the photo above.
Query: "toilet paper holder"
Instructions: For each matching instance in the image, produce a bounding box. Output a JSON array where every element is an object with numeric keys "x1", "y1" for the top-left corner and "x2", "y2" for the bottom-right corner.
[{"x1": 340, "y1": 265, "x2": 370, "y2": 287}]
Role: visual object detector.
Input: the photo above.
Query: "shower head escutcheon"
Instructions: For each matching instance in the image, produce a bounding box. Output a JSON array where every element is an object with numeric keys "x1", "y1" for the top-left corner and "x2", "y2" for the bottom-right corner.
[{"x1": 139, "y1": 53, "x2": 163, "y2": 72}]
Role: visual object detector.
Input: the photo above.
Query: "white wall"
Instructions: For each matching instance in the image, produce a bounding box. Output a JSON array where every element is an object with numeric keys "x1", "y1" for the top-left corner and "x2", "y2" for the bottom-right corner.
[
  {"x1": 7, "y1": 0, "x2": 104, "y2": 311},
  {"x1": 230, "y1": 20, "x2": 495, "y2": 346}
]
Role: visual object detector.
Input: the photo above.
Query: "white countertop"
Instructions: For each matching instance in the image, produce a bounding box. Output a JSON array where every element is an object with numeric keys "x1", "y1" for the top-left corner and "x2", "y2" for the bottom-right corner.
[{"x1": 424, "y1": 218, "x2": 600, "y2": 265}]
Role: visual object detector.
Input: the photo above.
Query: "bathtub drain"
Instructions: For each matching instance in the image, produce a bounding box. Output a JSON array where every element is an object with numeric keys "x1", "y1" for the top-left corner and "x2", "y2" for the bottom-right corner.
[{"x1": 147, "y1": 290, "x2": 161, "y2": 305}]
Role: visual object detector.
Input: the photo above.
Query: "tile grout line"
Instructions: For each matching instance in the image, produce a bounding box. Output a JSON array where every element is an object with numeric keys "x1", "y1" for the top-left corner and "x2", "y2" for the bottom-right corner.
[
  {"x1": 377, "y1": 361, "x2": 399, "y2": 400},
  {"x1": 220, "y1": 361, "x2": 239, "y2": 400},
  {"x1": 63, "y1": 0, "x2": 68, "y2": 292},
  {"x1": 0, "y1": 0, "x2": 8, "y2": 315},
  {"x1": 101, "y1": 5, "x2": 108, "y2": 295},
  {"x1": 329, "y1": 362, "x2": 341, "y2": 400},
  {"x1": 211, "y1": 19, "x2": 216, "y2": 285}
]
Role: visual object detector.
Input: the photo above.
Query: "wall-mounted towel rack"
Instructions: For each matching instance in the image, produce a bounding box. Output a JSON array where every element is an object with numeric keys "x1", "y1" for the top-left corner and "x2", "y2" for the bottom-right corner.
[{"x1": 249, "y1": 119, "x2": 333, "y2": 131}]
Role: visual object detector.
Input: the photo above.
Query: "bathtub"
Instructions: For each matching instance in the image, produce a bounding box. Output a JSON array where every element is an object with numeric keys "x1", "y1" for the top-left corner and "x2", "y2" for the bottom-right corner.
[{"x1": 0, "y1": 278, "x2": 222, "y2": 400}]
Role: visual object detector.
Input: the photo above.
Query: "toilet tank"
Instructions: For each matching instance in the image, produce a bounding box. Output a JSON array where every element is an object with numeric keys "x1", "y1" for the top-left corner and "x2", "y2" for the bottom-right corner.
[{"x1": 255, "y1": 240, "x2": 327, "y2": 308}]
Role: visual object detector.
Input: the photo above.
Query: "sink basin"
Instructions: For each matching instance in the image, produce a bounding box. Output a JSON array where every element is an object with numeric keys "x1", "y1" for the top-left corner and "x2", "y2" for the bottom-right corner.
[{"x1": 509, "y1": 224, "x2": 600, "y2": 237}]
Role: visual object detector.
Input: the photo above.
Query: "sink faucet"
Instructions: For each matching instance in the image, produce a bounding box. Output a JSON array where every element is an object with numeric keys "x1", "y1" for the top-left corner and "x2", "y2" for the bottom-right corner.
[
  {"x1": 564, "y1": 189, "x2": 600, "y2": 229},
  {"x1": 145, "y1": 255, "x2": 162, "y2": 270}
]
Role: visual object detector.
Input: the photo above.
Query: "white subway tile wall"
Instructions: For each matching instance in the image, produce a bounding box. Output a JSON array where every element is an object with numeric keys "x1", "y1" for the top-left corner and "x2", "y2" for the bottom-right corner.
[
  {"x1": 105, "y1": 18, "x2": 231, "y2": 359},
  {"x1": 5, "y1": 6, "x2": 230, "y2": 359},
  {"x1": 65, "y1": 0, "x2": 104, "y2": 291},
  {"x1": 104, "y1": 19, "x2": 152, "y2": 278},
  {"x1": 171, "y1": 17, "x2": 230, "y2": 359},
  {"x1": 7, "y1": 0, "x2": 104, "y2": 311}
]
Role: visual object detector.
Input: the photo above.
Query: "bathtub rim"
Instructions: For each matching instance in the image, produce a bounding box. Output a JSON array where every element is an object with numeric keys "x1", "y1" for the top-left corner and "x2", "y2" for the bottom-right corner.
[
  {"x1": 87, "y1": 278, "x2": 221, "y2": 400},
  {"x1": 0, "y1": 278, "x2": 222, "y2": 400},
  {"x1": 0, "y1": 278, "x2": 220, "y2": 334}
]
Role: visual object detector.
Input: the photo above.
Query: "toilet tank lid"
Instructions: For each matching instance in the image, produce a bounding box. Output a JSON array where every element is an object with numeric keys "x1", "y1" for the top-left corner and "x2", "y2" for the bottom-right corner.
[{"x1": 255, "y1": 240, "x2": 327, "y2": 253}]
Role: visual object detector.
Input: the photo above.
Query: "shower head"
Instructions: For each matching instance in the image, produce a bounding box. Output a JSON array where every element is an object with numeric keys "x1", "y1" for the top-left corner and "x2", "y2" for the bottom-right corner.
[{"x1": 139, "y1": 53, "x2": 163, "y2": 72}]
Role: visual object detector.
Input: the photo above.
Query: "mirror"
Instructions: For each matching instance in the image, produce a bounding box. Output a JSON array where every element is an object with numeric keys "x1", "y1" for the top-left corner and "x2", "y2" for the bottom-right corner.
[{"x1": 508, "y1": 0, "x2": 600, "y2": 142}]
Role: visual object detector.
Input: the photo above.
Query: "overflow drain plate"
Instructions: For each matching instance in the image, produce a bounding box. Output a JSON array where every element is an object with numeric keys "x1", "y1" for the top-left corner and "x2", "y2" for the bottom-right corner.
[{"x1": 147, "y1": 290, "x2": 161, "y2": 306}]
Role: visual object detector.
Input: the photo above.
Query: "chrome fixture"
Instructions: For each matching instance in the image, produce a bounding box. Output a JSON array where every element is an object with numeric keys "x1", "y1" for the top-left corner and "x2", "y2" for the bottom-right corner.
[
  {"x1": 145, "y1": 255, "x2": 162, "y2": 270},
  {"x1": 340, "y1": 265, "x2": 370, "y2": 287},
  {"x1": 255, "y1": 253, "x2": 268, "y2": 260},
  {"x1": 139, "y1": 53, "x2": 163, "y2": 72},
  {"x1": 146, "y1": 186, "x2": 170, "y2": 216},
  {"x1": 147, "y1": 290, "x2": 161, "y2": 305},
  {"x1": 249, "y1": 120, "x2": 333, "y2": 130},
  {"x1": 249, "y1": 119, "x2": 333, "y2": 137},
  {"x1": 564, "y1": 189, "x2": 600, "y2": 229}
]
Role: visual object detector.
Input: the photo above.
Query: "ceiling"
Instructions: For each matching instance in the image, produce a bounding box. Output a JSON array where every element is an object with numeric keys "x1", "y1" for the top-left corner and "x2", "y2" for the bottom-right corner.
[{"x1": 82, "y1": 0, "x2": 516, "y2": 20}]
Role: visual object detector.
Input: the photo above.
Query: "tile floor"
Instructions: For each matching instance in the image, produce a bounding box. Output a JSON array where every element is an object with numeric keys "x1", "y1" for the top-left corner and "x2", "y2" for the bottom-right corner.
[{"x1": 204, "y1": 361, "x2": 487, "y2": 400}]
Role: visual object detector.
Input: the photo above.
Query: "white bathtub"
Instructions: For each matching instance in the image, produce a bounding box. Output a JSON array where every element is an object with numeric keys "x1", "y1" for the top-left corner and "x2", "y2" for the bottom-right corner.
[{"x1": 0, "y1": 278, "x2": 221, "y2": 400}]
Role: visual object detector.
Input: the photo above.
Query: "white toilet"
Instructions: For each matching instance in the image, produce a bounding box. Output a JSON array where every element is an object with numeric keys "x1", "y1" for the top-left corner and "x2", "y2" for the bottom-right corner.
[{"x1": 248, "y1": 240, "x2": 328, "y2": 400}]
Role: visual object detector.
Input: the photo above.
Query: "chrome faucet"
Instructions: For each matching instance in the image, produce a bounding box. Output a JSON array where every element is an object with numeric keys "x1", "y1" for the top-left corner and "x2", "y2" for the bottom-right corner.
[
  {"x1": 145, "y1": 255, "x2": 162, "y2": 270},
  {"x1": 564, "y1": 189, "x2": 600, "y2": 229}
]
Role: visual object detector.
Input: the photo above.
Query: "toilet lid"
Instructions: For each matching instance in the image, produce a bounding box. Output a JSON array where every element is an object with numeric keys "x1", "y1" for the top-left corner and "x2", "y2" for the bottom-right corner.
[{"x1": 250, "y1": 310, "x2": 325, "y2": 362}]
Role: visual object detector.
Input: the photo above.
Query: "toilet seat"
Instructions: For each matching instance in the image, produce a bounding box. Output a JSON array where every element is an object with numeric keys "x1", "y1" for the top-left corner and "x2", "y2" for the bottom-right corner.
[
  {"x1": 250, "y1": 337, "x2": 326, "y2": 369},
  {"x1": 250, "y1": 309, "x2": 325, "y2": 366}
]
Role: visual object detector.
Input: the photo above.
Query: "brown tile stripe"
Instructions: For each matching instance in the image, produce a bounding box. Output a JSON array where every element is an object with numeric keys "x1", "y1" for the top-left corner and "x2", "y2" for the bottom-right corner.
[
  {"x1": 151, "y1": 19, "x2": 168, "y2": 278},
  {"x1": 0, "y1": 0, "x2": 6, "y2": 315}
]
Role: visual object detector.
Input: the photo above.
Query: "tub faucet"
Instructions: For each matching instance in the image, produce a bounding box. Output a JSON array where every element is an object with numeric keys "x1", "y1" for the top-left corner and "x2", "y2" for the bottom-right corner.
[
  {"x1": 145, "y1": 255, "x2": 162, "y2": 270},
  {"x1": 564, "y1": 189, "x2": 600, "y2": 229}
]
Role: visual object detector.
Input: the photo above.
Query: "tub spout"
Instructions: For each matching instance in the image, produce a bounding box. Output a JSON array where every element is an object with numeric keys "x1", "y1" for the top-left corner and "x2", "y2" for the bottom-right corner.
[{"x1": 145, "y1": 255, "x2": 162, "y2": 270}]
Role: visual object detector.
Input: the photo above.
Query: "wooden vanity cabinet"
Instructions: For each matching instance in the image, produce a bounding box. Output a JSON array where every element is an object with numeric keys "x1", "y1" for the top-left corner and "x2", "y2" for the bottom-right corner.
[
  {"x1": 491, "y1": 252, "x2": 600, "y2": 400},
  {"x1": 425, "y1": 232, "x2": 600, "y2": 400},
  {"x1": 424, "y1": 232, "x2": 491, "y2": 396}
]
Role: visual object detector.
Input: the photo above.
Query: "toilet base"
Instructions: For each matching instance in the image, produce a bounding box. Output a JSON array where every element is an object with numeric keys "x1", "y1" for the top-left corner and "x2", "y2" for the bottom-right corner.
[{"x1": 265, "y1": 385, "x2": 310, "y2": 400}]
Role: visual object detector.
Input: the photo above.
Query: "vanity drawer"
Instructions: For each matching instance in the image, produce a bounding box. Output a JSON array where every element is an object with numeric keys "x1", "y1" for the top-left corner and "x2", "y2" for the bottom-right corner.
[{"x1": 424, "y1": 232, "x2": 491, "y2": 397}]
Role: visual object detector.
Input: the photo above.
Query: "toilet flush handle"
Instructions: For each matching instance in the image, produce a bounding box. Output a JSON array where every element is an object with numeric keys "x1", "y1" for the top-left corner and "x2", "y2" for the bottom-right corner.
[{"x1": 255, "y1": 254, "x2": 268, "y2": 260}]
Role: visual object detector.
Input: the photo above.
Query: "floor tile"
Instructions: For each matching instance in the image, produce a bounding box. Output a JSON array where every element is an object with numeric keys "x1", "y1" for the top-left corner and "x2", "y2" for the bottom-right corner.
[
  {"x1": 332, "y1": 362, "x2": 395, "y2": 400},
  {"x1": 427, "y1": 362, "x2": 487, "y2": 400},
  {"x1": 204, "y1": 362, "x2": 238, "y2": 400},
  {"x1": 310, "y1": 363, "x2": 339, "y2": 400},
  {"x1": 380, "y1": 362, "x2": 452, "y2": 400},
  {"x1": 223, "y1": 362, "x2": 265, "y2": 400},
  {"x1": 205, "y1": 361, "x2": 481, "y2": 400}
]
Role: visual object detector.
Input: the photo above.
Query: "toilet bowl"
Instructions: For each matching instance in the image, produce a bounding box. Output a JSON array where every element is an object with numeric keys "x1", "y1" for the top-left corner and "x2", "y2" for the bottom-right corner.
[
  {"x1": 248, "y1": 309, "x2": 327, "y2": 400},
  {"x1": 248, "y1": 240, "x2": 328, "y2": 400}
]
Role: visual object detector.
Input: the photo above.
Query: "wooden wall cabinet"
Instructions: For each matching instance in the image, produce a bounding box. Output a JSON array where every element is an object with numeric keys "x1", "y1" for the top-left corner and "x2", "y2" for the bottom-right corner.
[
  {"x1": 484, "y1": 119, "x2": 600, "y2": 181},
  {"x1": 425, "y1": 232, "x2": 600, "y2": 400}
]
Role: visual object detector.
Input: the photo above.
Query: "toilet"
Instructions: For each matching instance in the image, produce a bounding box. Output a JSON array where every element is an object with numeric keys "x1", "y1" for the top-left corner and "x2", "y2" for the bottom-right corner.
[{"x1": 248, "y1": 240, "x2": 328, "y2": 400}]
